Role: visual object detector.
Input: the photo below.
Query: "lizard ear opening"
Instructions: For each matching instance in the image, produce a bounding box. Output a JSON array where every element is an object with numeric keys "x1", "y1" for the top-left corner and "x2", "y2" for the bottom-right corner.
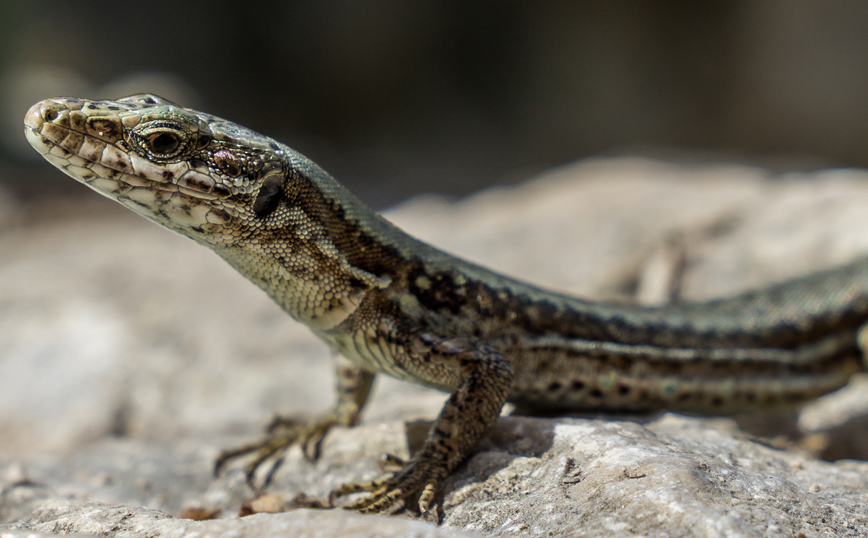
[{"x1": 252, "y1": 174, "x2": 284, "y2": 218}]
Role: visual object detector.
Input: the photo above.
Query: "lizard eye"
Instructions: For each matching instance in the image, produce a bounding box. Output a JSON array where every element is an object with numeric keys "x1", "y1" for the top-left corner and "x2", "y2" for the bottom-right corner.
[
  {"x1": 252, "y1": 174, "x2": 284, "y2": 218},
  {"x1": 148, "y1": 132, "x2": 180, "y2": 155},
  {"x1": 129, "y1": 122, "x2": 190, "y2": 160}
]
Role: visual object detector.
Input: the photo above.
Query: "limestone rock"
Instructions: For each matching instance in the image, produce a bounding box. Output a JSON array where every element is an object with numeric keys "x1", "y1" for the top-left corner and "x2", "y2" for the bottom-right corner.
[
  {"x1": 1, "y1": 499, "x2": 485, "y2": 538},
  {"x1": 2, "y1": 157, "x2": 868, "y2": 537}
]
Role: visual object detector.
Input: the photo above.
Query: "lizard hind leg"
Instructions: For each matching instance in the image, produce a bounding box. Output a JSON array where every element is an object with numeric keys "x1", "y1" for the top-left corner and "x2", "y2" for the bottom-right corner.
[{"x1": 330, "y1": 333, "x2": 513, "y2": 520}]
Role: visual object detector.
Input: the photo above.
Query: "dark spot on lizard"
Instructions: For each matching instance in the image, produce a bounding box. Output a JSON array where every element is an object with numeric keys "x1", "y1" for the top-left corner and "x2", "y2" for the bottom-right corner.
[
  {"x1": 127, "y1": 199, "x2": 151, "y2": 210},
  {"x1": 212, "y1": 183, "x2": 232, "y2": 197},
  {"x1": 87, "y1": 118, "x2": 121, "y2": 139},
  {"x1": 179, "y1": 173, "x2": 214, "y2": 192}
]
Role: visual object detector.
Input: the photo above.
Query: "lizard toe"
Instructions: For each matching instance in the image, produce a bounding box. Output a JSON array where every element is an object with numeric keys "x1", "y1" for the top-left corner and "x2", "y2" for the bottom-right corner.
[
  {"x1": 216, "y1": 413, "x2": 344, "y2": 488},
  {"x1": 331, "y1": 458, "x2": 447, "y2": 518}
]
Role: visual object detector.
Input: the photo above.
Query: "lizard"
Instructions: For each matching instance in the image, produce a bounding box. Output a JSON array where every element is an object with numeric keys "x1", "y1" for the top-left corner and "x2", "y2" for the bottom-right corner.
[{"x1": 24, "y1": 94, "x2": 868, "y2": 519}]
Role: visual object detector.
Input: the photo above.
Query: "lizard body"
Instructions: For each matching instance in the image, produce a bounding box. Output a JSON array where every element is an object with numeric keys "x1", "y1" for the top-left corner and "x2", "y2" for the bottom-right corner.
[{"x1": 24, "y1": 95, "x2": 868, "y2": 517}]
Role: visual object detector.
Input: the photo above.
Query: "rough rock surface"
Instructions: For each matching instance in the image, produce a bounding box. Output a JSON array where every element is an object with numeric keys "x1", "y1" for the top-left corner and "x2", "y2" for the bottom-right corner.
[{"x1": 2, "y1": 157, "x2": 868, "y2": 537}]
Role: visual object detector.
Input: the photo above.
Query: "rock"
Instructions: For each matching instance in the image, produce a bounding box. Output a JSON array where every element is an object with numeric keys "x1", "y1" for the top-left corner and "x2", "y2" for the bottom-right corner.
[
  {"x1": 2, "y1": 157, "x2": 868, "y2": 537},
  {"x1": 442, "y1": 415, "x2": 868, "y2": 537},
  {"x1": 2, "y1": 416, "x2": 866, "y2": 537},
  {"x1": 1, "y1": 499, "x2": 485, "y2": 538}
]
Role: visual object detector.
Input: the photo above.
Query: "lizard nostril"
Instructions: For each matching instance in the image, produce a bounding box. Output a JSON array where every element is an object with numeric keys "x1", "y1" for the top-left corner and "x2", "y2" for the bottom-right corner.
[{"x1": 43, "y1": 108, "x2": 59, "y2": 122}]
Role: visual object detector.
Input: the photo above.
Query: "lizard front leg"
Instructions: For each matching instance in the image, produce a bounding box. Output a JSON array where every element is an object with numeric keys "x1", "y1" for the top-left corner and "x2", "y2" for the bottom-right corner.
[
  {"x1": 214, "y1": 354, "x2": 375, "y2": 487},
  {"x1": 331, "y1": 333, "x2": 513, "y2": 519}
]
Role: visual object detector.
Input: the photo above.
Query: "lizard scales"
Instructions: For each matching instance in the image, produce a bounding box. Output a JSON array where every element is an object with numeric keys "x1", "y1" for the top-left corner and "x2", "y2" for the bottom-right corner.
[{"x1": 24, "y1": 94, "x2": 868, "y2": 517}]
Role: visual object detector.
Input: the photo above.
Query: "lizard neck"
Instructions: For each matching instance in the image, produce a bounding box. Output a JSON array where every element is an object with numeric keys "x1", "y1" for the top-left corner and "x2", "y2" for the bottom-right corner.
[{"x1": 212, "y1": 150, "x2": 426, "y2": 329}]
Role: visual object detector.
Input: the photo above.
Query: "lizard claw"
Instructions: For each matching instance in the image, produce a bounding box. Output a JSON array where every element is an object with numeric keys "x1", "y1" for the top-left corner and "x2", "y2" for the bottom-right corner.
[
  {"x1": 330, "y1": 458, "x2": 447, "y2": 521},
  {"x1": 377, "y1": 453, "x2": 407, "y2": 472}
]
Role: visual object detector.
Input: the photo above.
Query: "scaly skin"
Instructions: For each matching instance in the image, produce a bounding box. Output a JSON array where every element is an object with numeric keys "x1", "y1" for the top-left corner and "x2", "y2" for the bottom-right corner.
[{"x1": 24, "y1": 95, "x2": 868, "y2": 519}]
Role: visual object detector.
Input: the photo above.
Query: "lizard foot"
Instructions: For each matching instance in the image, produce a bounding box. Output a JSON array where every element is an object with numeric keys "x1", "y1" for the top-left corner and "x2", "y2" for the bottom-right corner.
[
  {"x1": 329, "y1": 456, "x2": 448, "y2": 522},
  {"x1": 214, "y1": 413, "x2": 341, "y2": 489}
]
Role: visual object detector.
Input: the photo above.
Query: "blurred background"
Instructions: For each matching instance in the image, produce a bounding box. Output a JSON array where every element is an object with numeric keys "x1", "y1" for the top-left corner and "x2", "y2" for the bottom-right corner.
[{"x1": 3, "y1": 1, "x2": 868, "y2": 208}]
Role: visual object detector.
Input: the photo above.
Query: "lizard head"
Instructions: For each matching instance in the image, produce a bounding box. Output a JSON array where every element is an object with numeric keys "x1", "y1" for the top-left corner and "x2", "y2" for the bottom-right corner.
[
  {"x1": 24, "y1": 94, "x2": 291, "y2": 247},
  {"x1": 25, "y1": 94, "x2": 395, "y2": 326}
]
